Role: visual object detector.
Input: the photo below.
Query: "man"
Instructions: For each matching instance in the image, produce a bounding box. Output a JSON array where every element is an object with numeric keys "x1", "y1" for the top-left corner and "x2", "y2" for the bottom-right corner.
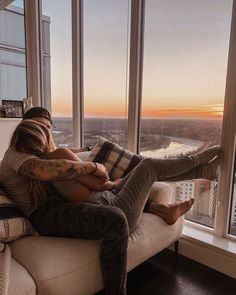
[{"x1": 1, "y1": 106, "x2": 129, "y2": 295}]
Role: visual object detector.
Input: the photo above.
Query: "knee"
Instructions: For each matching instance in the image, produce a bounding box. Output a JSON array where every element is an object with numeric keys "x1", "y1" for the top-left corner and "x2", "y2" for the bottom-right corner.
[
  {"x1": 139, "y1": 158, "x2": 156, "y2": 170},
  {"x1": 55, "y1": 147, "x2": 70, "y2": 155},
  {"x1": 104, "y1": 207, "x2": 129, "y2": 235}
]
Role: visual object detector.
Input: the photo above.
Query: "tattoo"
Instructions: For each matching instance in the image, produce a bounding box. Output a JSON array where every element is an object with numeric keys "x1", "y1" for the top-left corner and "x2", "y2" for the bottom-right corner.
[{"x1": 19, "y1": 158, "x2": 93, "y2": 181}]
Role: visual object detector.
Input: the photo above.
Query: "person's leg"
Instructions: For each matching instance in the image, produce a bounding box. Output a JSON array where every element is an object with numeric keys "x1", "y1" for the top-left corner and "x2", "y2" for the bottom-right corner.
[
  {"x1": 110, "y1": 157, "x2": 195, "y2": 231},
  {"x1": 112, "y1": 145, "x2": 221, "y2": 194},
  {"x1": 106, "y1": 145, "x2": 220, "y2": 232},
  {"x1": 29, "y1": 200, "x2": 129, "y2": 295}
]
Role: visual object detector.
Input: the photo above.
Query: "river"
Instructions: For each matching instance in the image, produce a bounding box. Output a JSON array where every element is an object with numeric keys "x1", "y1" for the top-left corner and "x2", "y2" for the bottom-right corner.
[{"x1": 140, "y1": 136, "x2": 203, "y2": 159}]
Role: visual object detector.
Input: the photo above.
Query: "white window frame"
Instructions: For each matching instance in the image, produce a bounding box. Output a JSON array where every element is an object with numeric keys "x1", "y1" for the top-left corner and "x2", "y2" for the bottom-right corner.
[
  {"x1": 24, "y1": 0, "x2": 42, "y2": 106},
  {"x1": 71, "y1": 0, "x2": 84, "y2": 148},
  {"x1": 127, "y1": 0, "x2": 145, "y2": 153},
  {"x1": 213, "y1": 0, "x2": 236, "y2": 241}
]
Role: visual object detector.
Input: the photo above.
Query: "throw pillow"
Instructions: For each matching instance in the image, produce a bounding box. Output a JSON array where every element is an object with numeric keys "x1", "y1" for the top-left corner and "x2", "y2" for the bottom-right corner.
[
  {"x1": 86, "y1": 137, "x2": 143, "y2": 179},
  {"x1": 0, "y1": 189, "x2": 36, "y2": 242}
]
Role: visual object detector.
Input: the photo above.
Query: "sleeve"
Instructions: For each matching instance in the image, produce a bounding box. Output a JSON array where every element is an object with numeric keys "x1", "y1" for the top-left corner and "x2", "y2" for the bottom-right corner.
[{"x1": 7, "y1": 149, "x2": 39, "y2": 174}]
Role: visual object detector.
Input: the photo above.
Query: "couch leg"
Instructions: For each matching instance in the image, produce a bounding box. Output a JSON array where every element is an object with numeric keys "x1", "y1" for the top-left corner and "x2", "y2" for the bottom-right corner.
[{"x1": 174, "y1": 240, "x2": 179, "y2": 256}]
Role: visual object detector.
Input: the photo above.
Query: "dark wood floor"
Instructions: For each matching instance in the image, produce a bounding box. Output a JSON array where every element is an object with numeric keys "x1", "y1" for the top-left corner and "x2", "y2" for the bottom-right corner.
[{"x1": 96, "y1": 249, "x2": 236, "y2": 295}]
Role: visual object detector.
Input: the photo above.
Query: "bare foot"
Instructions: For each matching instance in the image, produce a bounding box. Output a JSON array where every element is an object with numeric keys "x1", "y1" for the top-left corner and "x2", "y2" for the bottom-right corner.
[{"x1": 149, "y1": 198, "x2": 195, "y2": 225}]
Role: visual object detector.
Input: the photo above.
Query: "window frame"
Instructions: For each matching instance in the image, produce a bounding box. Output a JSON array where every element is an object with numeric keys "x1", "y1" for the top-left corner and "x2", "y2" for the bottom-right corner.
[
  {"x1": 214, "y1": 0, "x2": 236, "y2": 241},
  {"x1": 29, "y1": 0, "x2": 236, "y2": 242}
]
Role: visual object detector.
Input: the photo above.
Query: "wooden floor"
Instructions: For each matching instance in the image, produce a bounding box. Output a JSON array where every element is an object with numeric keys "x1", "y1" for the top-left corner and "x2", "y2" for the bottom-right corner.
[{"x1": 96, "y1": 249, "x2": 236, "y2": 295}]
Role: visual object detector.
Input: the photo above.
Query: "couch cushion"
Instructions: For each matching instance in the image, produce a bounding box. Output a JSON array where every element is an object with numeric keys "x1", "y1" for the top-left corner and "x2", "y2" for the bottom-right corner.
[
  {"x1": 7, "y1": 258, "x2": 36, "y2": 295},
  {"x1": 10, "y1": 214, "x2": 183, "y2": 295},
  {"x1": 86, "y1": 137, "x2": 143, "y2": 179}
]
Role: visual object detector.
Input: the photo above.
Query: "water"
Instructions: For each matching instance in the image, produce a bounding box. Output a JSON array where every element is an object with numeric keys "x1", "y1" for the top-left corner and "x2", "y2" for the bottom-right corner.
[{"x1": 140, "y1": 137, "x2": 203, "y2": 159}]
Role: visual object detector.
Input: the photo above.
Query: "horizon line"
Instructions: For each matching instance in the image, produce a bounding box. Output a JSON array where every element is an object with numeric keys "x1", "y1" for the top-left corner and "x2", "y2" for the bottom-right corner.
[{"x1": 52, "y1": 116, "x2": 222, "y2": 120}]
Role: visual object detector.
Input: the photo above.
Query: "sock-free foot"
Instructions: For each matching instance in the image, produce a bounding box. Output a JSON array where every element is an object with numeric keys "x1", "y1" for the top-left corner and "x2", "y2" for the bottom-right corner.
[{"x1": 150, "y1": 198, "x2": 195, "y2": 225}]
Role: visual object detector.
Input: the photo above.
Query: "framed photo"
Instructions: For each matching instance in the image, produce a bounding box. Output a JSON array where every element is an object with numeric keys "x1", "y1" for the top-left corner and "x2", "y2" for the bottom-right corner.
[{"x1": 2, "y1": 100, "x2": 24, "y2": 118}]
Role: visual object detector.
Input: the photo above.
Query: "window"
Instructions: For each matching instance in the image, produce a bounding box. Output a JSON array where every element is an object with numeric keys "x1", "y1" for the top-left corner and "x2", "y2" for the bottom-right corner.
[
  {"x1": 41, "y1": 0, "x2": 73, "y2": 147},
  {"x1": 83, "y1": 0, "x2": 130, "y2": 147},
  {"x1": 34, "y1": 0, "x2": 236, "y2": 243},
  {"x1": 229, "y1": 144, "x2": 236, "y2": 236},
  {"x1": 140, "y1": 0, "x2": 233, "y2": 227},
  {"x1": 0, "y1": 0, "x2": 27, "y2": 102}
]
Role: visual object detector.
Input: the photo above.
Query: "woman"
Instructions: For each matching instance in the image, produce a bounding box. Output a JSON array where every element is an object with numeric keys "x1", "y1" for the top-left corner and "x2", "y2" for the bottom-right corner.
[{"x1": 0, "y1": 119, "x2": 221, "y2": 295}]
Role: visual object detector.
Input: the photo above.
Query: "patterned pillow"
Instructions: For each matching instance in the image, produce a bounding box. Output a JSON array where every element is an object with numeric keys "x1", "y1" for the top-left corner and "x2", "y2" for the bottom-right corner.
[
  {"x1": 86, "y1": 137, "x2": 143, "y2": 180},
  {"x1": 0, "y1": 189, "x2": 36, "y2": 242}
]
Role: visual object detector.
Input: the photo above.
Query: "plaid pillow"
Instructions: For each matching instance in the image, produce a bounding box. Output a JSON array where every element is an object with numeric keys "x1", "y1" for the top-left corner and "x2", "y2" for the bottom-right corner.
[
  {"x1": 86, "y1": 137, "x2": 143, "y2": 179},
  {"x1": 0, "y1": 189, "x2": 36, "y2": 242}
]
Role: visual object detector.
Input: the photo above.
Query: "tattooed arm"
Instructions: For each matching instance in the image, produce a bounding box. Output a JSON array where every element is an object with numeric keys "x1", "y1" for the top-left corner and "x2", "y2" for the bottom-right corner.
[{"x1": 18, "y1": 158, "x2": 107, "y2": 181}]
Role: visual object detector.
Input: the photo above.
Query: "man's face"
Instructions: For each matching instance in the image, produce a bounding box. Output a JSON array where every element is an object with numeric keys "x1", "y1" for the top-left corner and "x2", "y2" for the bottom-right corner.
[{"x1": 32, "y1": 117, "x2": 52, "y2": 130}]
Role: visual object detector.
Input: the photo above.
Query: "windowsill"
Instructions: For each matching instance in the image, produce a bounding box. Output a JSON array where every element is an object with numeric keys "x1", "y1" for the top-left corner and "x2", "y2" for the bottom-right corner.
[{"x1": 182, "y1": 222, "x2": 236, "y2": 257}]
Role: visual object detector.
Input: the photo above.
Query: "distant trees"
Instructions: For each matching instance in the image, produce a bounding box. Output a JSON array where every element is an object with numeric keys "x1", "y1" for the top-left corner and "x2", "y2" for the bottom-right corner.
[{"x1": 52, "y1": 117, "x2": 222, "y2": 151}]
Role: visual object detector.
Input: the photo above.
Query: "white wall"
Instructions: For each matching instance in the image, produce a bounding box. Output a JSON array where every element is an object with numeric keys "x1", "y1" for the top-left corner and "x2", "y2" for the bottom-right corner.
[{"x1": 0, "y1": 119, "x2": 20, "y2": 158}]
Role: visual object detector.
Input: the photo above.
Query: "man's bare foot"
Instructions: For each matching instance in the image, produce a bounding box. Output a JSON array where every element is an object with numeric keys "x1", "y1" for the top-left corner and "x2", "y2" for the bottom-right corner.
[{"x1": 149, "y1": 198, "x2": 195, "y2": 225}]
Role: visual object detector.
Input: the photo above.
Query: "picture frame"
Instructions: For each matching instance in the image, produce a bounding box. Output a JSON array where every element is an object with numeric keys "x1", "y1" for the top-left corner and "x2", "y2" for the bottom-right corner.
[{"x1": 2, "y1": 99, "x2": 24, "y2": 118}]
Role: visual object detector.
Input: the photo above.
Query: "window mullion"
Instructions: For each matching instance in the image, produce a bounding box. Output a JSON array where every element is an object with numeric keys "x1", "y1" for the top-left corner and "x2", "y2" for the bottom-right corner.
[
  {"x1": 25, "y1": 0, "x2": 42, "y2": 106},
  {"x1": 127, "y1": 0, "x2": 145, "y2": 153},
  {"x1": 214, "y1": 0, "x2": 236, "y2": 238},
  {"x1": 72, "y1": 0, "x2": 84, "y2": 148}
]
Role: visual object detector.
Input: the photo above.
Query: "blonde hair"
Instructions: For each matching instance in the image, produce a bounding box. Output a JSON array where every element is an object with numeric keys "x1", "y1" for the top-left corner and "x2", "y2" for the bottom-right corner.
[
  {"x1": 10, "y1": 119, "x2": 56, "y2": 156},
  {"x1": 10, "y1": 119, "x2": 57, "y2": 208}
]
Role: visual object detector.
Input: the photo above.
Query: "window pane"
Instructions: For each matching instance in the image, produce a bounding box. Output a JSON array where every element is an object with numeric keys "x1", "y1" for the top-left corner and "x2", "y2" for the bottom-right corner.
[
  {"x1": 141, "y1": 0, "x2": 232, "y2": 227},
  {"x1": 229, "y1": 147, "x2": 236, "y2": 236},
  {"x1": 0, "y1": 0, "x2": 27, "y2": 103},
  {"x1": 83, "y1": 0, "x2": 130, "y2": 147},
  {"x1": 42, "y1": 0, "x2": 72, "y2": 147}
]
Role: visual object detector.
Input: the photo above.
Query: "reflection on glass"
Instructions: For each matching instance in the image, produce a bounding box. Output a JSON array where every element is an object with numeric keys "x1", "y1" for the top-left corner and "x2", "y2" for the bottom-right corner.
[
  {"x1": 83, "y1": 0, "x2": 130, "y2": 147},
  {"x1": 6, "y1": 0, "x2": 24, "y2": 9},
  {"x1": 0, "y1": 0, "x2": 27, "y2": 102},
  {"x1": 42, "y1": 0, "x2": 72, "y2": 147},
  {"x1": 141, "y1": 0, "x2": 233, "y2": 227}
]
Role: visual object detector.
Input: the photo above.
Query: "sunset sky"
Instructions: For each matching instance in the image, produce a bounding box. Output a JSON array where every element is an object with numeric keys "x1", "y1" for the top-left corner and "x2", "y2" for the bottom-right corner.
[{"x1": 42, "y1": 0, "x2": 233, "y2": 119}]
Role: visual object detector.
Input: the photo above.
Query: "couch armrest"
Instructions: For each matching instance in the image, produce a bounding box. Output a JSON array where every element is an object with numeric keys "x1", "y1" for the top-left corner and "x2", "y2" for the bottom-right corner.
[{"x1": 148, "y1": 182, "x2": 174, "y2": 204}]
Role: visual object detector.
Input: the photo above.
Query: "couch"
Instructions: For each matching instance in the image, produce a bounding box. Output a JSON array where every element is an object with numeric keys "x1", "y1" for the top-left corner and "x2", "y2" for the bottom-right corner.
[{"x1": 0, "y1": 152, "x2": 184, "y2": 295}]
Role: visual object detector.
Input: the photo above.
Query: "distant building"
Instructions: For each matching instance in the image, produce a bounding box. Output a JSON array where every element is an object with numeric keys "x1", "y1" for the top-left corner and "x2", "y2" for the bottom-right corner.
[
  {"x1": 0, "y1": 4, "x2": 51, "y2": 108},
  {"x1": 175, "y1": 179, "x2": 216, "y2": 226},
  {"x1": 175, "y1": 181, "x2": 195, "y2": 201}
]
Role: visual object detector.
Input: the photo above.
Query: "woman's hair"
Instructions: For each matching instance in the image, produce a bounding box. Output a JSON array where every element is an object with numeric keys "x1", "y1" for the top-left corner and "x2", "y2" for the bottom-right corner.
[{"x1": 10, "y1": 119, "x2": 56, "y2": 156}]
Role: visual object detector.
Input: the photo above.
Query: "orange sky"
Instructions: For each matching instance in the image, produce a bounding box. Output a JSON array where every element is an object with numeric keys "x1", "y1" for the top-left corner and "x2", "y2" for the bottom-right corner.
[
  {"x1": 53, "y1": 97, "x2": 224, "y2": 119},
  {"x1": 47, "y1": 1, "x2": 231, "y2": 120}
]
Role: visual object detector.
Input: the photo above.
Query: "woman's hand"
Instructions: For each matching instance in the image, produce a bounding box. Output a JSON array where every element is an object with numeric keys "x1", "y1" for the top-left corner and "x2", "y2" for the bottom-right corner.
[{"x1": 92, "y1": 162, "x2": 109, "y2": 182}]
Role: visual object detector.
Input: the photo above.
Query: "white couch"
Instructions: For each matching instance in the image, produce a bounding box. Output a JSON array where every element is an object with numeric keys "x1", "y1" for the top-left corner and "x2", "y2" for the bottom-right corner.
[
  {"x1": 5, "y1": 181, "x2": 183, "y2": 295},
  {"x1": 0, "y1": 149, "x2": 184, "y2": 295}
]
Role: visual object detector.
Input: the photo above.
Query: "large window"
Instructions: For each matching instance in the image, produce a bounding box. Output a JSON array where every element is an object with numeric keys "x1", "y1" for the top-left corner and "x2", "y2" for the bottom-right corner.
[
  {"x1": 0, "y1": 0, "x2": 27, "y2": 102},
  {"x1": 83, "y1": 0, "x2": 130, "y2": 148},
  {"x1": 42, "y1": 0, "x2": 73, "y2": 147},
  {"x1": 141, "y1": 0, "x2": 233, "y2": 227},
  {"x1": 34, "y1": 0, "x2": 236, "y2": 241}
]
